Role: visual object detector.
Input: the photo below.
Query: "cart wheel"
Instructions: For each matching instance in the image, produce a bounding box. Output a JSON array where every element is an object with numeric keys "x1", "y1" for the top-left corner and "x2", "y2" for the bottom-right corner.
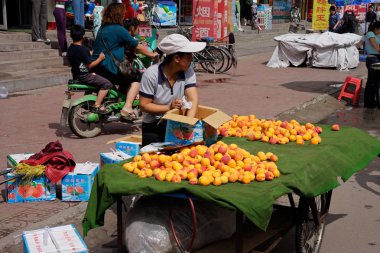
[{"x1": 295, "y1": 191, "x2": 331, "y2": 253}]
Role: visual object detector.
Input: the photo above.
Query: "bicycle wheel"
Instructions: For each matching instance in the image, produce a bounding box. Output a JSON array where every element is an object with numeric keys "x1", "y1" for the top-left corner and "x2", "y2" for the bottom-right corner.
[
  {"x1": 218, "y1": 47, "x2": 233, "y2": 73},
  {"x1": 201, "y1": 47, "x2": 226, "y2": 73},
  {"x1": 295, "y1": 192, "x2": 331, "y2": 253},
  {"x1": 223, "y1": 45, "x2": 237, "y2": 72}
]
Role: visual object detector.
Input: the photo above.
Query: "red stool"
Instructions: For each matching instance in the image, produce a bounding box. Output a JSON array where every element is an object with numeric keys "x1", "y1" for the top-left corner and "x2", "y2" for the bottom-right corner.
[{"x1": 338, "y1": 76, "x2": 362, "y2": 105}]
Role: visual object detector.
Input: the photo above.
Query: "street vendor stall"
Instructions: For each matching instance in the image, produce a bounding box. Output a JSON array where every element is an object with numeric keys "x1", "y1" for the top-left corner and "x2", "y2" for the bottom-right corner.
[
  {"x1": 83, "y1": 125, "x2": 380, "y2": 253},
  {"x1": 267, "y1": 32, "x2": 362, "y2": 70}
]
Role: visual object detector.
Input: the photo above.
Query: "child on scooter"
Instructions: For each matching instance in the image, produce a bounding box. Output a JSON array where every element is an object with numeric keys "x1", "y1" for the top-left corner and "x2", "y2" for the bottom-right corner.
[{"x1": 67, "y1": 25, "x2": 112, "y2": 114}]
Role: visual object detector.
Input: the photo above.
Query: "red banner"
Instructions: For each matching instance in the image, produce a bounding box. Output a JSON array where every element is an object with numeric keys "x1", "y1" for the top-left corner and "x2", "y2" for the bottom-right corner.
[
  {"x1": 217, "y1": 0, "x2": 228, "y2": 39},
  {"x1": 192, "y1": 0, "x2": 218, "y2": 41}
]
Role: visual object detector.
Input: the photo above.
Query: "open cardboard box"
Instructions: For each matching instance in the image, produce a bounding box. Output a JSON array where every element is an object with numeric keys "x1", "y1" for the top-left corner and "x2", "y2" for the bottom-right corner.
[
  {"x1": 106, "y1": 134, "x2": 142, "y2": 145},
  {"x1": 162, "y1": 105, "x2": 231, "y2": 146}
]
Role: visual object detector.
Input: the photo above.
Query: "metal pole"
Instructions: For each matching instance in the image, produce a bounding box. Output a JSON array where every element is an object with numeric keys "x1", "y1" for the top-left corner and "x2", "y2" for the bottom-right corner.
[{"x1": 117, "y1": 197, "x2": 123, "y2": 253}]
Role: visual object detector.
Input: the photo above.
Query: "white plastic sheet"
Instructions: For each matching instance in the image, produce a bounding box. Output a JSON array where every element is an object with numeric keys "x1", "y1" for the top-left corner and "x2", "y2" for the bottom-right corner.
[
  {"x1": 125, "y1": 196, "x2": 236, "y2": 253},
  {"x1": 267, "y1": 32, "x2": 362, "y2": 70}
]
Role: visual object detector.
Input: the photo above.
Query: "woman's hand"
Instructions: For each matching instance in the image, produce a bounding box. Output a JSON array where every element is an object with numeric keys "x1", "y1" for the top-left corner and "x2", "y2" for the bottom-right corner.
[
  {"x1": 98, "y1": 52, "x2": 106, "y2": 61},
  {"x1": 170, "y1": 98, "x2": 183, "y2": 110}
]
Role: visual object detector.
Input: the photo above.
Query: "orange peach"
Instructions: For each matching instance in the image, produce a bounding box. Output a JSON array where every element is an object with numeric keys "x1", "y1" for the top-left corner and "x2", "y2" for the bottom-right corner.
[
  {"x1": 200, "y1": 158, "x2": 211, "y2": 167},
  {"x1": 150, "y1": 160, "x2": 160, "y2": 168},
  {"x1": 141, "y1": 153, "x2": 151, "y2": 163},
  {"x1": 265, "y1": 171, "x2": 274, "y2": 181},
  {"x1": 213, "y1": 177, "x2": 222, "y2": 186},
  {"x1": 255, "y1": 173, "x2": 266, "y2": 182},
  {"x1": 172, "y1": 175, "x2": 182, "y2": 183},
  {"x1": 228, "y1": 173, "x2": 239, "y2": 183}
]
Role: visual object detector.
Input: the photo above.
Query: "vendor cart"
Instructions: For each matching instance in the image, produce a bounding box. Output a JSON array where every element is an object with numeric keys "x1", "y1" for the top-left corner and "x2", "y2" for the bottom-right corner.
[{"x1": 83, "y1": 125, "x2": 380, "y2": 253}]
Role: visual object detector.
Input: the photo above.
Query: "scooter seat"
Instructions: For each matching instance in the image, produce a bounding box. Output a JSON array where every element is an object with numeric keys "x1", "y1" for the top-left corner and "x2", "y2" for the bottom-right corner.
[{"x1": 68, "y1": 79, "x2": 86, "y2": 85}]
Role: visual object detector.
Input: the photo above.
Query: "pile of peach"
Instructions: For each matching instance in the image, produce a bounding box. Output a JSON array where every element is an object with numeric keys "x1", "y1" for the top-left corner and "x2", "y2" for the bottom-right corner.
[
  {"x1": 122, "y1": 141, "x2": 281, "y2": 186},
  {"x1": 218, "y1": 115, "x2": 323, "y2": 145}
]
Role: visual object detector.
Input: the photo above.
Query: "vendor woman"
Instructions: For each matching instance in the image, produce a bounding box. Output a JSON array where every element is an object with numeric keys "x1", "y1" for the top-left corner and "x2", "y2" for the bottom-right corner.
[
  {"x1": 364, "y1": 21, "x2": 380, "y2": 108},
  {"x1": 139, "y1": 34, "x2": 206, "y2": 146}
]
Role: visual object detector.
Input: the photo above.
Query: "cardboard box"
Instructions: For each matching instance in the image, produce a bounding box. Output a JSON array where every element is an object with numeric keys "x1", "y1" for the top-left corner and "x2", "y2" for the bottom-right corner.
[
  {"x1": 100, "y1": 151, "x2": 132, "y2": 168},
  {"x1": 106, "y1": 134, "x2": 142, "y2": 145},
  {"x1": 162, "y1": 105, "x2": 231, "y2": 146},
  {"x1": 61, "y1": 163, "x2": 99, "y2": 202},
  {"x1": 115, "y1": 141, "x2": 140, "y2": 157},
  {"x1": 7, "y1": 153, "x2": 34, "y2": 168},
  {"x1": 23, "y1": 224, "x2": 88, "y2": 253},
  {"x1": 6, "y1": 173, "x2": 56, "y2": 203}
]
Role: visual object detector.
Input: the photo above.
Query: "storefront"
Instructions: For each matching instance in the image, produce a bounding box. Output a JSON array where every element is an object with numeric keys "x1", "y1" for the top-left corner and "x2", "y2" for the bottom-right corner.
[{"x1": 0, "y1": 0, "x2": 33, "y2": 30}]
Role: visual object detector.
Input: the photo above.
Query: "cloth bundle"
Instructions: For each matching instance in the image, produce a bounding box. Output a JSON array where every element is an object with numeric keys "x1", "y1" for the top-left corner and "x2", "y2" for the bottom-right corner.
[{"x1": 21, "y1": 141, "x2": 76, "y2": 184}]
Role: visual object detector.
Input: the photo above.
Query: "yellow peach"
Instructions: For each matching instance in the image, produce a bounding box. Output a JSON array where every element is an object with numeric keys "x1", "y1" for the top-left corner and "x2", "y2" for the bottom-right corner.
[
  {"x1": 158, "y1": 154, "x2": 167, "y2": 164},
  {"x1": 137, "y1": 160, "x2": 146, "y2": 169},
  {"x1": 241, "y1": 174, "x2": 251, "y2": 184},
  {"x1": 199, "y1": 176, "x2": 211, "y2": 186},
  {"x1": 133, "y1": 155, "x2": 142, "y2": 162},
  {"x1": 221, "y1": 175, "x2": 229, "y2": 184},
  {"x1": 273, "y1": 169, "x2": 280, "y2": 178},
  {"x1": 145, "y1": 169, "x2": 153, "y2": 177},
  {"x1": 200, "y1": 158, "x2": 211, "y2": 167}
]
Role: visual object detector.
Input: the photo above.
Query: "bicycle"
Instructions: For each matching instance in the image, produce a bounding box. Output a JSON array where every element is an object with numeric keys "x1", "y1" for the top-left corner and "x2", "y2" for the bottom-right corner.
[{"x1": 175, "y1": 25, "x2": 237, "y2": 74}]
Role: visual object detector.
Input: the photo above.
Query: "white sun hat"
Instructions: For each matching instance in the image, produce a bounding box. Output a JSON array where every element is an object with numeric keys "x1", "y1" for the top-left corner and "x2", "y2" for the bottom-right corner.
[{"x1": 158, "y1": 34, "x2": 206, "y2": 56}]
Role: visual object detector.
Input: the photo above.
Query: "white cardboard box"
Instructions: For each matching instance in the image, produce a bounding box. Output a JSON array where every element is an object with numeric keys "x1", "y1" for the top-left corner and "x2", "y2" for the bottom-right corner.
[{"x1": 22, "y1": 224, "x2": 88, "y2": 253}]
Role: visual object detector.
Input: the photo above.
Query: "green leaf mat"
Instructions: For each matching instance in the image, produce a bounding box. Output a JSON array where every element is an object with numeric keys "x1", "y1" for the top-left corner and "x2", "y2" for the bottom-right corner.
[{"x1": 83, "y1": 125, "x2": 380, "y2": 235}]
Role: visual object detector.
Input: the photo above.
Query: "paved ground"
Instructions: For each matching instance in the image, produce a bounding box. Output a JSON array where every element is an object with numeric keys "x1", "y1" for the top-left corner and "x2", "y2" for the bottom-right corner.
[{"x1": 1, "y1": 30, "x2": 379, "y2": 253}]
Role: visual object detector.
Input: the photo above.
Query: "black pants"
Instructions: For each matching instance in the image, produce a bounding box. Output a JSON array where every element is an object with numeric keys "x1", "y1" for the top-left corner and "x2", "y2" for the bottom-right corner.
[
  {"x1": 142, "y1": 120, "x2": 167, "y2": 147},
  {"x1": 364, "y1": 55, "x2": 380, "y2": 107}
]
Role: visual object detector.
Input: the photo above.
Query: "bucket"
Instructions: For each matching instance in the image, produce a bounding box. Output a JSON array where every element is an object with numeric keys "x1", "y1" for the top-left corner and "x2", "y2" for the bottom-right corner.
[{"x1": 0, "y1": 87, "x2": 9, "y2": 99}]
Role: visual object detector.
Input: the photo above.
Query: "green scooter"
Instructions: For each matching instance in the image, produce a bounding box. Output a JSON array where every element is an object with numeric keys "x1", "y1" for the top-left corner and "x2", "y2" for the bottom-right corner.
[{"x1": 60, "y1": 80, "x2": 140, "y2": 138}]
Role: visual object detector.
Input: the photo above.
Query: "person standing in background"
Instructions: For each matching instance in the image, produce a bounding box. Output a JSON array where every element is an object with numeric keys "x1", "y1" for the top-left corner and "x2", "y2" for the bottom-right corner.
[
  {"x1": 53, "y1": 1, "x2": 68, "y2": 56},
  {"x1": 93, "y1": 4, "x2": 104, "y2": 38},
  {"x1": 31, "y1": 0, "x2": 50, "y2": 42},
  {"x1": 73, "y1": 0, "x2": 85, "y2": 27},
  {"x1": 329, "y1": 6, "x2": 341, "y2": 33},
  {"x1": 366, "y1": 5, "x2": 377, "y2": 25}
]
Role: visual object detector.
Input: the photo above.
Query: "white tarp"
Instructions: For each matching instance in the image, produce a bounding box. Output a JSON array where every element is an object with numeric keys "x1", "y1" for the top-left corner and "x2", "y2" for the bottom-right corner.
[{"x1": 267, "y1": 32, "x2": 362, "y2": 70}]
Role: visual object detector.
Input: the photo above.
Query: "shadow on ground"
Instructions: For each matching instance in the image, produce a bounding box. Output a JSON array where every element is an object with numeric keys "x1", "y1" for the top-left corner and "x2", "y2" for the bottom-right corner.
[
  {"x1": 48, "y1": 123, "x2": 141, "y2": 139},
  {"x1": 281, "y1": 81, "x2": 342, "y2": 94}
]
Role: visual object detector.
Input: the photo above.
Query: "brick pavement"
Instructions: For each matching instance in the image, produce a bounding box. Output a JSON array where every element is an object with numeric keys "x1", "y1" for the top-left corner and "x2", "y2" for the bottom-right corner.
[{"x1": 0, "y1": 47, "x2": 369, "y2": 251}]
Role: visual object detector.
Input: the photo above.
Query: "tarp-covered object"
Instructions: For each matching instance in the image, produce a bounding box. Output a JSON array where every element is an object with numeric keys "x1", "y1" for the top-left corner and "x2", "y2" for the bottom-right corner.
[
  {"x1": 267, "y1": 32, "x2": 362, "y2": 70},
  {"x1": 83, "y1": 125, "x2": 380, "y2": 236}
]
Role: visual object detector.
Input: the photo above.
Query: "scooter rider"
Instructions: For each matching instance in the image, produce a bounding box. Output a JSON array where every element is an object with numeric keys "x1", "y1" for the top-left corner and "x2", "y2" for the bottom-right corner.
[{"x1": 91, "y1": 2, "x2": 157, "y2": 121}]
